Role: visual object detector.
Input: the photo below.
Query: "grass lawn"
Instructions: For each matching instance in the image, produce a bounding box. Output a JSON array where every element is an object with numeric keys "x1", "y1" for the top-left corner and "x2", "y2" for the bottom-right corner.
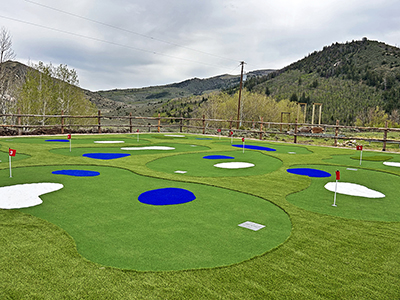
[{"x1": 0, "y1": 133, "x2": 400, "y2": 299}]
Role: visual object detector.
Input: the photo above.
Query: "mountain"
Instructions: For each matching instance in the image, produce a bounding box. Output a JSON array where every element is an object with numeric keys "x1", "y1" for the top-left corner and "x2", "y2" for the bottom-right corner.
[
  {"x1": 1, "y1": 60, "x2": 274, "y2": 118},
  {"x1": 240, "y1": 38, "x2": 400, "y2": 125},
  {"x1": 93, "y1": 70, "x2": 274, "y2": 117},
  {"x1": 6, "y1": 38, "x2": 400, "y2": 126}
]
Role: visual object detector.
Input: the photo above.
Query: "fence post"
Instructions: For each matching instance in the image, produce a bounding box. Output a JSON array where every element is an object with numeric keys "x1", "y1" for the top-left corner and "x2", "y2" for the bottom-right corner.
[
  {"x1": 334, "y1": 120, "x2": 339, "y2": 147},
  {"x1": 17, "y1": 108, "x2": 22, "y2": 135},
  {"x1": 180, "y1": 113, "x2": 183, "y2": 133},
  {"x1": 294, "y1": 119, "x2": 298, "y2": 143},
  {"x1": 202, "y1": 115, "x2": 205, "y2": 134},
  {"x1": 259, "y1": 116, "x2": 263, "y2": 140},
  {"x1": 129, "y1": 112, "x2": 133, "y2": 133},
  {"x1": 382, "y1": 121, "x2": 388, "y2": 151},
  {"x1": 157, "y1": 113, "x2": 161, "y2": 133},
  {"x1": 61, "y1": 110, "x2": 64, "y2": 134},
  {"x1": 98, "y1": 110, "x2": 102, "y2": 133}
]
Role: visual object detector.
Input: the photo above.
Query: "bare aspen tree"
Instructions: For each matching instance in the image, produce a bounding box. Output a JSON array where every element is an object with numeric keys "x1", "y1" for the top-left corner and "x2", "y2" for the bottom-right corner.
[{"x1": 0, "y1": 27, "x2": 16, "y2": 122}]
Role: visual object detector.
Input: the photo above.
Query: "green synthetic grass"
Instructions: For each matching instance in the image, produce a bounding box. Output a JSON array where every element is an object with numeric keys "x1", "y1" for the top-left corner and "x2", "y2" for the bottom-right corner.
[
  {"x1": 3, "y1": 165, "x2": 290, "y2": 271},
  {"x1": 49, "y1": 143, "x2": 210, "y2": 157},
  {"x1": 0, "y1": 150, "x2": 30, "y2": 163},
  {"x1": 350, "y1": 155, "x2": 393, "y2": 161},
  {"x1": 147, "y1": 150, "x2": 282, "y2": 177},
  {"x1": 286, "y1": 164, "x2": 400, "y2": 221},
  {"x1": 6, "y1": 136, "x2": 151, "y2": 145},
  {"x1": 213, "y1": 140, "x2": 313, "y2": 154},
  {"x1": 1, "y1": 133, "x2": 400, "y2": 299},
  {"x1": 152, "y1": 134, "x2": 188, "y2": 139},
  {"x1": 325, "y1": 151, "x2": 400, "y2": 173}
]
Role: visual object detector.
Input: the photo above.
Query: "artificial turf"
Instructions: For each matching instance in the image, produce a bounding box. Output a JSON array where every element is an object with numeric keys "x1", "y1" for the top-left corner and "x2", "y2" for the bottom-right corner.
[
  {"x1": 4, "y1": 165, "x2": 290, "y2": 271},
  {"x1": 350, "y1": 154, "x2": 393, "y2": 161},
  {"x1": 0, "y1": 149, "x2": 30, "y2": 163},
  {"x1": 147, "y1": 150, "x2": 282, "y2": 177},
  {"x1": 49, "y1": 143, "x2": 210, "y2": 157},
  {"x1": 213, "y1": 140, "x2": 313, "y2": 154},
  {"x1": 286, "y1": 164, "x2": 400, "y2": 221},
  {"x1": 1, "y1": 133, "x2": 400, "y2": 299}
]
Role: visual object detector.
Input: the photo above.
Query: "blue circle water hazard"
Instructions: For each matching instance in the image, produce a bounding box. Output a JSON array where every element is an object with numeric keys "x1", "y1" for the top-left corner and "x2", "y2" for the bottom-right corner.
[
  {"x1": 52, "y1": 170, "x2": 100, "y2": 177},
  {"x1": 287, "y1": 168, "x2": 331, "y2": 178},
  {"x1": 83, "y1": 153, "x2": 130, "y2": 160},
  {"x1": 139, "y1": 188, "x2": 196, "y2": 206},
  {"x1": 46, "y1": 139, "x2": 69, "y2": 142},
  {"x1": 203, "y1": 155, "x2": 235, "y2": 160},
  {"x1": 232, "y1": 144, "x2": 276, "y2": 151}
]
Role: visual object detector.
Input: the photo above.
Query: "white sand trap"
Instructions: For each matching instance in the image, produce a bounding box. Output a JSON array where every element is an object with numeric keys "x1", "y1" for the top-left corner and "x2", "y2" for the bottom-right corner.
[
  {"x1": 164, "y1": 134, "x2": 185, "y2": 138},
  {"x1": 174, "y1": 170, "x2": 187, "y2": 174},
  {"x1": 238, "y1": 221, "x2": 265, "y2": 231},
  {"x1": 383, "y1": 162, "x2": 400, "y2": 168},
  {"x1": 121, "y1": 146, "x2": 175, "y2": 151},
  {"x1": 94, "y1": 141, "x2": 125, "y2": 144},
  {"x1": 288, "y1": 152, "x2": 296, "y2": 154},
  {"x1": 214, "y1": 162, "x2": 255, "y2": 169},
  {"x1": 347, "y1": 168, "x2": 358, "y2": 171},
  {"x1": 0, "y1": 183, "x2": 64, "y2": 209},
  {"x1": 324, "y1": 182, "x2": 385, "y2": 198}
]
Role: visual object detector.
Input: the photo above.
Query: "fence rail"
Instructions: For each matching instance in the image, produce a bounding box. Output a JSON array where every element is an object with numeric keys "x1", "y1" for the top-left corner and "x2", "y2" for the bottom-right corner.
[{"x1": 1, "y1": 110, "x2": 400, "y2": 151}]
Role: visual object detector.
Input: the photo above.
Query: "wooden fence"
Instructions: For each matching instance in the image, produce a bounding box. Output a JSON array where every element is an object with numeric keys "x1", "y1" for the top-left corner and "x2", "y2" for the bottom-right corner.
[{"x1": 1, "y1": 110, "x2": 400, "y2": 151}]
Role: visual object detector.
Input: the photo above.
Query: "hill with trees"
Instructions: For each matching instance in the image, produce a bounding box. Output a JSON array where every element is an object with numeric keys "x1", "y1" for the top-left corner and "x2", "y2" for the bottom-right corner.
[
  {"x1": 3, "y1": 35, "x2": 400, "y2": 128},
  {"x1": 234, "y1": 38, "x2": 400, "y2": 126},
  {"x1": 93, "y1": 70, "x2": 274, "y2": 118}
]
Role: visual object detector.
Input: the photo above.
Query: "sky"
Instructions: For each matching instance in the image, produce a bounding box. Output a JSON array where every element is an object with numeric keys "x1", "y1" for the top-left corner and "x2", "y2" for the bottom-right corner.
[{"x1": 1, "y1": 0, "x2": 400, "y2": 91}]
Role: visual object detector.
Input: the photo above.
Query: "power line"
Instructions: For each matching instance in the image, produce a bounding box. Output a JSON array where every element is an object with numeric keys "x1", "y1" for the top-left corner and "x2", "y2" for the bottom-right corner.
[
  {"x1": 0, "y1": 14, "x2": 236, "y2": 71},
  {"x1": 24, "y1": 0, "x2": 240, "y2": 64}
]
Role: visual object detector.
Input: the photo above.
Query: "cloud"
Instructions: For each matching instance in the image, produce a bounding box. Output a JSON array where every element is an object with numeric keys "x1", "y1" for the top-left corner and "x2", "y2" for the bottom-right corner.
[{"x1": 2, "y1": 0, "x2": 400, "y2": 90}]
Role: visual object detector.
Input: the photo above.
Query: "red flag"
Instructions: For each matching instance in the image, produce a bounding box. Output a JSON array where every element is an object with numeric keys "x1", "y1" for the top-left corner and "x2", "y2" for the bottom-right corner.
[
  {"x1": 9, "y1": 148, "x2": 16, "y2": 157},
  {"x1": 137, "y1": 129, "x2": 139, "y2": 133},
  {"x1": 230, "y1": 131, "x2": 233, "y2": 136},
  {"x1": 335, "y1": 170, "x2": 340, "y2": 180},
  {"x1": 217, "y1": 129, "x2": 221, "y2": 133},
  {"x1": 67, "y1": 134, "x2": 72, "y2": 139},
  {"x1": 356, "y1": 145, "x2": 363, "y2": 151},
  {"x1": 242, "y1": 137, "x2": 245, "y2": 142}
]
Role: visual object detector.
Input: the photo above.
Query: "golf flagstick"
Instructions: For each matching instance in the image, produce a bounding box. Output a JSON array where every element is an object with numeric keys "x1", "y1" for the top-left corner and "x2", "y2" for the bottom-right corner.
[
  {"x1": 332, "y1": 170, "x2": 340, "y2": 207},
  {"x1": 9, "y1": 148, "x2": 16, "y2": 178},
  {"x1": 230, "y1": 131, "x2": 233, "y2": 144},
  {"x1": 137, "y1": 129, "x2": 139, "y2": 142},
  {"x1": 67, "y1": 134, "x2": 72, "y2": 152},
  {"x1": 242, "y1": 137, "x2": 245, "y2": 153},
  {"x1": 356, "y1": 145, "x2": 363, "y2": 165},
  {"x1": 217, "y1": 129, "x2": 221, "y2": 140}
]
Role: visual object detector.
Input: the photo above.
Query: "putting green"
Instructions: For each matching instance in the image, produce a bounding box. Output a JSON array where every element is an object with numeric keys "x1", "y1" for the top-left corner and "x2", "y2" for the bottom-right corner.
[
  {"x1": 0, "y1": 150, "x2": 30, "y2": 163},
  {"x1": 147, "y1": 151, "x2": 282, "y2": 177},
  {"x1": 2, "y1": 165, "x2": 291, "y2": 271},
  {"x1": 4, "y1": 136, "x2": 151, "y2": 145},
  {"x1": 49, "y1": 143, "x2": 210, "y2": 157},
  {"x1": 213, "y1": 140, "x2": 313, "y2": 154},
  {"x1": 286, "y1": 164, "x2": 400, "y2": 221},
  {"x1": 152, "y1": 135, "x2": 188, "y2": 139},
  {"x1": 325, "y1": 152, "x2": 400, "y2": 165},
  {"x1": 350, "y1": 155, "x2": 393, "y2": 161}
]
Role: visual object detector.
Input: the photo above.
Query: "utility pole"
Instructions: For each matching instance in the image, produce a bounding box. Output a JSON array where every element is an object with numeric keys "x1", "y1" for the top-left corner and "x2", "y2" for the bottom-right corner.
[{"x1": 236, "y1": 61, "x2": 245, "y2": 129}]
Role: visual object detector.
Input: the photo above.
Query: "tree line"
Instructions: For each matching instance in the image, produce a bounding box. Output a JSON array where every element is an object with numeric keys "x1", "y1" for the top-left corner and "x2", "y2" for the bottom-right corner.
[{"x1": 0, "y1": 27, "x2": 96, "y2": 127}]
